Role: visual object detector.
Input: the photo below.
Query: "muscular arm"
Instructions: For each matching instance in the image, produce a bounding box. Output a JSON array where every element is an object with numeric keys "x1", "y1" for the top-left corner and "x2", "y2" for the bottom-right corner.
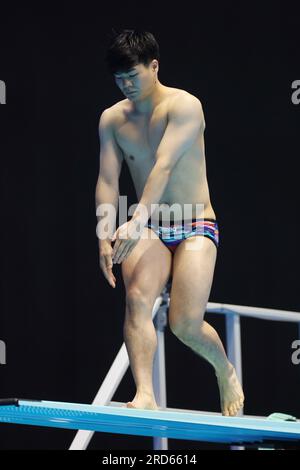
[
  {"x1": 95, "y1": 108, "x2": 123, "y2": 241},
  {"x1": 131, "y1": 94, "x2": 204, "y2": 225}
]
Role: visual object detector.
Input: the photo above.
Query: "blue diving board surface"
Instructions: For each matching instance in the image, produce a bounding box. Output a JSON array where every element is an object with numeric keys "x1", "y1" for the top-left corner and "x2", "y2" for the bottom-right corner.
[{"x1": 0, "y1": 399, "x2": 300, "y2": 445}]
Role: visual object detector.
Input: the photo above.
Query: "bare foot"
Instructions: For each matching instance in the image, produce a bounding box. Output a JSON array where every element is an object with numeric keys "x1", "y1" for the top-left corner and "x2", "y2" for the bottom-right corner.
[
  {"x1": 126, "y1": 391, "x2": 159, "y2": 411},
  {"x1": 216, "y1": 363, "x2": 245, "y2": 417}
]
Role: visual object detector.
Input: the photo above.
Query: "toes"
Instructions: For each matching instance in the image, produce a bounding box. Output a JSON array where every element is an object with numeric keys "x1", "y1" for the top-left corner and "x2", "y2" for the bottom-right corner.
[
  {"x1": 223, "y1": 400, "x2": 245, "y2": 417},
  {"x1": 230, "y1": 403, "x2": 241, "y2": 416},
  {"x1": 232, "y1": 401, "x2": 243, "y2": 415}
]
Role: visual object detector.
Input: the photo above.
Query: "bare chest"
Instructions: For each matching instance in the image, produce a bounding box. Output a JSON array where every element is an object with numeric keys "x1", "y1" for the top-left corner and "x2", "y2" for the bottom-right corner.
[{"x1": 114, "y1": 106, "x2": 168, "y2": 170}]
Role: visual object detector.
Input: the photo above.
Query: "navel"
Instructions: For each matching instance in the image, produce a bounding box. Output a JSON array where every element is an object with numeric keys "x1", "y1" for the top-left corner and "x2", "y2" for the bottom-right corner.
[{"x1": 129, "y1": 155, "x2": 135, "y2": 161}]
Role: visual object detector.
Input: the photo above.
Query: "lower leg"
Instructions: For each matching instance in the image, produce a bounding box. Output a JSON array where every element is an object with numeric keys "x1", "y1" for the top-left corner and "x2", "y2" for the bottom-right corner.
[
  {"x1": 175, "y1": 320, "x2": 230, "y2": 375},
  {"x1": 123, "y1": 304, "x2": 158, "y2": 409},
  {"x1": 175, "y1": 319, "x2": 244, "y2": 416}
]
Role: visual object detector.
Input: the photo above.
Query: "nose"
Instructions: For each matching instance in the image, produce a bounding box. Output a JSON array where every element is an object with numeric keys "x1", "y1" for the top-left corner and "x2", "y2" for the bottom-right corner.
[{"x1": 122, "y1": 78, "x2": 133, "y2": 87}]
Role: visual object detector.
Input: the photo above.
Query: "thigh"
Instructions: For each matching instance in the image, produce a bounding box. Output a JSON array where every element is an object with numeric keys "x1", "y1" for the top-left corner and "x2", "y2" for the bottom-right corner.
[
  {"x1": 121, "y1": 226, "x2": 173, "y2": 307},
  {"x1": 168, "y1": 236, "x2": 217, "y2": 330}
]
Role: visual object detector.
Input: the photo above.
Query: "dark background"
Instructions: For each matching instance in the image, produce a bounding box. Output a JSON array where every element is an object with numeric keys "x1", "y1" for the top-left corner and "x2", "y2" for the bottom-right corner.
[{"x1": 0, "y1": 2, "x2": 299, "y2": 450}]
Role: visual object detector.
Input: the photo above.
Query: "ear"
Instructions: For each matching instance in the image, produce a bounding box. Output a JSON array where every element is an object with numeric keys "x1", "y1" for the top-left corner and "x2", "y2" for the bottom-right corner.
[{"x1": 153, "y1": 59, "x2": 159, "y2": 73}]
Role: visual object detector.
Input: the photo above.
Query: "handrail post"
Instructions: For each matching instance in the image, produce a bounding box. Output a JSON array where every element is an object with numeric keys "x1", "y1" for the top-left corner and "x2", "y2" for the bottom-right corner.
[
  {"x1": 225, "y1": 312, "x2": 243, "y2": 388},
  {"x1": 225, "y1": 312, "x2": 244, "y2": 450},
  {"x1": 152, "y1": 288, "x2": 169, "y2": 450}
]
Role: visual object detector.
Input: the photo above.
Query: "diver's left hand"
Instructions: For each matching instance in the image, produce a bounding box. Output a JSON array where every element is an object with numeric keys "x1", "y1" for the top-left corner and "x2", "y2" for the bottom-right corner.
[{"x1": 111, "y1": 220, "x2": 143, "y2": 264}]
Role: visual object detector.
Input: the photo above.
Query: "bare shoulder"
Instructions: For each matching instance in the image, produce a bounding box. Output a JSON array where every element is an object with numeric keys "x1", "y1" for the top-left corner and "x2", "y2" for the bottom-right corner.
[
  {"x1": 99, "y1": 89, "x2": 203, "y2": 126},
  {"x1": 98, "y1": 101, "x2": 125, "y2": 132},
  {"x1": 110, "y1": 99, "x2": 130, "y2": 124},
  {"x1": 109, "y1": 99, "x2": 128, "y2": 115},
  {"x1": 167, "y1": 89, "x2": 204, "y2": 127},
  {"x1": 168, "y1": 88, "x2": 203, "y2": 112}
]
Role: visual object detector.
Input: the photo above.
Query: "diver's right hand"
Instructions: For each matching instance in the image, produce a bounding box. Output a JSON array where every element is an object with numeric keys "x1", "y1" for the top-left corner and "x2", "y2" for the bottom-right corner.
[{"x1": 99, "y1": 240, "x2": 116, "y2": 288}]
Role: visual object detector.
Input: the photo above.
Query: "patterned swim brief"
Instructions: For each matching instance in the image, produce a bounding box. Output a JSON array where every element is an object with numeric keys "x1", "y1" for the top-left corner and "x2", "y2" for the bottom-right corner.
[{"x1": 146, "y1": 217, "x2": 219, "y2": 254}]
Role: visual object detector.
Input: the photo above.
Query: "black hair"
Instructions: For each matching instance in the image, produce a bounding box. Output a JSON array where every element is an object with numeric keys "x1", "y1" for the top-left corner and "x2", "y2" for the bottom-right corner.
[{"x1": 105, "y1": 28, "x2": 160, "y2": 75}]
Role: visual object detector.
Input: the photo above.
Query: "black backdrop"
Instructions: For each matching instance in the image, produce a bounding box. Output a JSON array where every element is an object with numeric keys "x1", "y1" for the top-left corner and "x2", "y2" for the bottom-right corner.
[{"x1": 0, "y1": 2, "x2": 299, "y2": 450}]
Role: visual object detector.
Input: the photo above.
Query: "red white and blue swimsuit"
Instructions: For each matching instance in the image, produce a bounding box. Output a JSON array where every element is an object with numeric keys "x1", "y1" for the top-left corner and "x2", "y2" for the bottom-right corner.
[{"x1": 146, "y1": 217, "x2": 219, "y2": 254}]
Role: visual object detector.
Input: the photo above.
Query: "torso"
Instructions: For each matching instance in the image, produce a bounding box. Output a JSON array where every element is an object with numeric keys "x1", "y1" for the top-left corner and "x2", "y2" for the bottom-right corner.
[{"x1": 111, "y1": 86, "x2": 216, "y2": 222}]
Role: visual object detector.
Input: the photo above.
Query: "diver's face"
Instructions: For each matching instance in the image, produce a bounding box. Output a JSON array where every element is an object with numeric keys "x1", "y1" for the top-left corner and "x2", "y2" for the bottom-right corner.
[{"x1": 114, "y1": 62, "x2": 156, "y2": 100}]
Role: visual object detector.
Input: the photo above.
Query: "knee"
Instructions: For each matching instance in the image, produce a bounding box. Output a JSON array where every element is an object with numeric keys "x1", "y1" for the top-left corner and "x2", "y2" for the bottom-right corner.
[
  {"x1": 169, "y1": 314, "x2": 204, "y2": 338},
  {"x1": 126, "y1": 287, "x2": 152, "y2": 313}
]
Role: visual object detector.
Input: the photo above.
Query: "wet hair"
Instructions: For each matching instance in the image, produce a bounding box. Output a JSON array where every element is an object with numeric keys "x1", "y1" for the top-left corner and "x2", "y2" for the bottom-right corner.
[{"x1": 105, "y1": 28, "x2": 160, "y2": 75}]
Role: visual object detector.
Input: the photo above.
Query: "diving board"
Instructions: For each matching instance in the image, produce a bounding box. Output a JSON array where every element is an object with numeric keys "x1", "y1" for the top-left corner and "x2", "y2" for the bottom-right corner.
[{"x1": 0, "y1": 399, "x2": 300, "y2": 445}]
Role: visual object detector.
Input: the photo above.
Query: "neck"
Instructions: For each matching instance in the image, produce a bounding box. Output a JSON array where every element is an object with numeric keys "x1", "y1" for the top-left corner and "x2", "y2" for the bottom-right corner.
[{"x1": 130, "y1": 81, "x2": 166, "y2": 114}]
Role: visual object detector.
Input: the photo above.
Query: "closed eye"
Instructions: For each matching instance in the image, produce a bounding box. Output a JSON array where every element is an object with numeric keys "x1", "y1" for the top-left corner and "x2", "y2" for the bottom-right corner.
[{"x1": 115, "y1": 74, "x2": 138, "y2": 79}]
